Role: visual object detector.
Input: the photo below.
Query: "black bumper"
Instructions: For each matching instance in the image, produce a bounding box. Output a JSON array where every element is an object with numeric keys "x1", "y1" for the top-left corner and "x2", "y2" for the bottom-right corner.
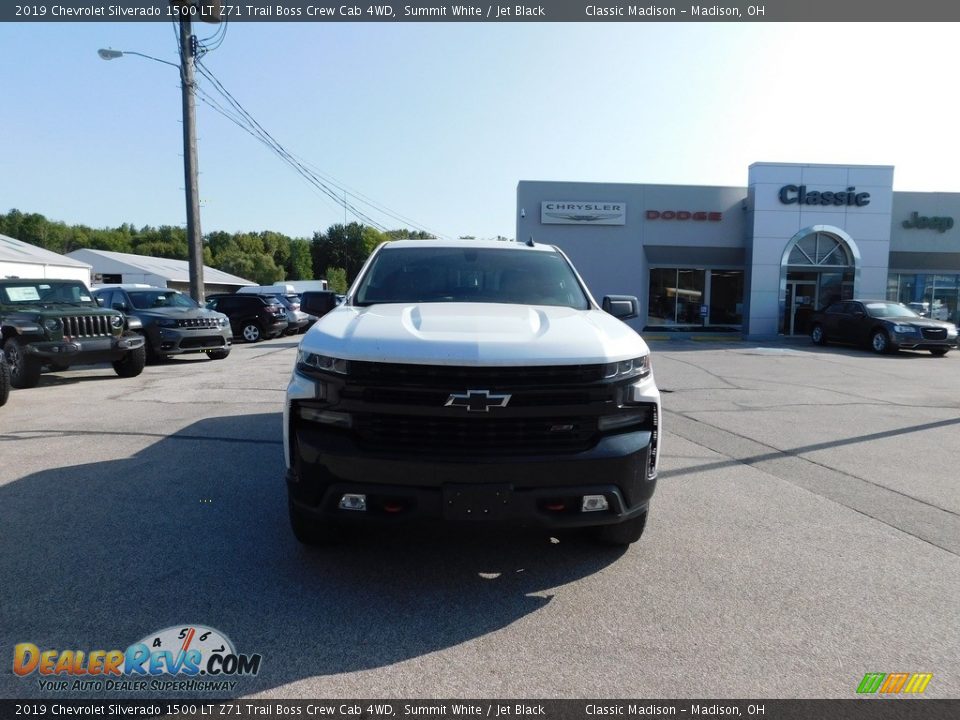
[
  {"x1": 288, "y1": 423, "x2": 657, "y2": 529},
  {"x1": 27, "y1": 335, "x2": 144, "y2": 363}
]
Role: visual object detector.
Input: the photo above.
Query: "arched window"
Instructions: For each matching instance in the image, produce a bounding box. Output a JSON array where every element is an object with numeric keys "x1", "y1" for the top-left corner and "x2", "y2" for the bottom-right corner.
[{"x1": 787, "y1": 231, "x2": 853, "y2": 267}]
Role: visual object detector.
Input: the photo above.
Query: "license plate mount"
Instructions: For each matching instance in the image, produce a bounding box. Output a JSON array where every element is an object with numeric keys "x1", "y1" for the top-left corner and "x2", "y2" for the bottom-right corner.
[{"x1": 443, "y1": 483, "x2": 513, "y2": 522}]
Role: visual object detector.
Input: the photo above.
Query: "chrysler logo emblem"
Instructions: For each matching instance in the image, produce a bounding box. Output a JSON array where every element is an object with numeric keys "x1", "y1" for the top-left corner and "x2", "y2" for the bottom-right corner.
[{"x1": 445, "y1": 389, "x2": 512, "y2": 413}]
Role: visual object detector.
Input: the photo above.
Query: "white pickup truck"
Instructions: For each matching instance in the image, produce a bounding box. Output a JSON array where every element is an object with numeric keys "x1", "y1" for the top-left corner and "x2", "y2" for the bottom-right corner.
[{"x1": 284, "y1": 239, "x2": 661, "y2": 546}]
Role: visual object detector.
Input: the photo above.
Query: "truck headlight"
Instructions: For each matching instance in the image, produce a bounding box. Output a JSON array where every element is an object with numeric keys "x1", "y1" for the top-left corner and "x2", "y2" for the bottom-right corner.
[
  {"x1": 110, "y1": 315, "x2": 124, "y2": 329},
  {"x1": 603, "y1": 355, "x2": 651, "y2": 380},
  {"x1": 155, "y1": 318, "x2": 177, "y2": 328},
  {"x1": 43, "y1": 318, "x2": 61, "y2": 332},
  {"x1": 297, "y1": 350, "x2": 349, "y2": 375}
]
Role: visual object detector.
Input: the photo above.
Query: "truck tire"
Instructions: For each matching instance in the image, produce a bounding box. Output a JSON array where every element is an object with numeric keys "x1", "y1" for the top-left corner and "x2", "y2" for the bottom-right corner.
[
  {"x1": 0, "y1": 356, "x2": 9, "y2": 406},
  {"x1": 593, "y1": 511, "x2": 648, "y2": 546},
  {"x1": 288, "y1": 498, "x2": 338, "y2": 546},
  {"x1": 112, "y1": 338, "x2": 147, "y2": 378},
  {"x1": 4, "y1": 337, "x2": 42, "y2": 389}
]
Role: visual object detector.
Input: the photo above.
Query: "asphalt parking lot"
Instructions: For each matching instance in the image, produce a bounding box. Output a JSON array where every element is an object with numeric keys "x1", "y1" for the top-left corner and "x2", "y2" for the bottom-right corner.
[{"x1": 1, "y1": 337, "x2": 958, "y2": 699}]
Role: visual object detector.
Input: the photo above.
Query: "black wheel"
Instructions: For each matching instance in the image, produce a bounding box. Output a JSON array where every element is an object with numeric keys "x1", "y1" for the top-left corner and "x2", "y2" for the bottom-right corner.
[
  {"x1": 112, "y1": 338, "x2": 146, "y2": 378},
  {"x1": 288, "y1": 497, "x2": 338, "y2": 546},
  {"x1": 3, "y1": 337, "x2": 42, "y2": 389},
  {"x1": 0, "y1": 356, "x2": 9, "y2": 406},
  {"x1": 592, "y1": 511, "x2": 648, "y2": 546},
  {"x1": 870, "y1": 329, "x2": 892, "y2": 354},
  {"x1": 929, "y1": 348, "x2": 949, "y2": 357},
  {"x1": 208, "y1": 349, "x2": 230, "y2": 360},
  {"x1": 241, "y1": 322, "x2": 263, "y2": 343},
  {"x1": 144, "y1": 340, "x2": 166, "y2": 365},
  {"x1": 811, "y1": 324, "x2": 827, "y2": 346}
]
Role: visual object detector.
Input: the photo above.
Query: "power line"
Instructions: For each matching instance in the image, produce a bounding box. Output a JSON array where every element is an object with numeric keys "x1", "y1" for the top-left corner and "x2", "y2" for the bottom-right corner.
[
  {"x1": 194, "y1": 60, "x2": 388, "y2": 230},
  {"x1": 192, "y1": 58, "x2": 442, "y2": 237}
]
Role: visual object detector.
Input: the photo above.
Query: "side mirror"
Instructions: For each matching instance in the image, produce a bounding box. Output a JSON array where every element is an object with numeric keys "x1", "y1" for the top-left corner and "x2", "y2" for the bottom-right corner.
[
  {"x1": 853, "y1": 311, "x2": 865, "y2": 318},
  {"x1": 602, "y1": 295, "x2": 639, "y2": 320},
  {"x1": 300, "y1": 291, "x2": 338, "y2": 319},
  {"x1": 95, "y1": 297, "x2": 105, "y2": 307},
  {"x1": 112, "y1": 302, "x2": 127, "y2": 312}
]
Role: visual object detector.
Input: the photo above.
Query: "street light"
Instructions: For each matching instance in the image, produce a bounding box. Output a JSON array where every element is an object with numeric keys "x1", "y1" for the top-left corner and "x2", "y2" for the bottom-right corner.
[
  {"x1": 97, "y1": 28, "x2": 206, "y2": 304},
  {"x1": 97, "y1": 48, "x2": 179, "y2": 69}
]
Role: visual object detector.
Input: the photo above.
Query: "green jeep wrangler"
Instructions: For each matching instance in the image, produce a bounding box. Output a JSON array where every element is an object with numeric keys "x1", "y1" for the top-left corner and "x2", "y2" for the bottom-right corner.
[{"x1": 0, "y1": 278, "x2": 146, "y2": 389}]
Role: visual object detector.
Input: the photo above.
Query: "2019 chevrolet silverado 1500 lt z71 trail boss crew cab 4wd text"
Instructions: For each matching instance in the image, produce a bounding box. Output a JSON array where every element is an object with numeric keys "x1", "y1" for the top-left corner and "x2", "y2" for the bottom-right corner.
[{"x1": 284, "y1": 240, "x2": 661, "y2": 546}]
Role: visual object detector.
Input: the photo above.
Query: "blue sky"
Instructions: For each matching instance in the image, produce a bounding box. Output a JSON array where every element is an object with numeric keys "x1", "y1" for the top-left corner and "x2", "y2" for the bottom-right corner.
[{"x1": 1, "y1": 21, "x2": 957, "y2": 241}]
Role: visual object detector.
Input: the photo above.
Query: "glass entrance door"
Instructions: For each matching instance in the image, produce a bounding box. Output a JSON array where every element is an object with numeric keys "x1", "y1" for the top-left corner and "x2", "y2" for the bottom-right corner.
[{"x1": 784, "y1": 280, "x2": 816, "y2": 335}]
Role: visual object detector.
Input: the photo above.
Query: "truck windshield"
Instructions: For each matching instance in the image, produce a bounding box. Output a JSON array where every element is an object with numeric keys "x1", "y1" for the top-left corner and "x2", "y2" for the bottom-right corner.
[
  {"x1": 354, "y1": 247, "x2": 590, "y2": 309},
  {"x1": 0, "y1": 281, "x2": 96, "y2": 306},
  {"x1": 128, "y1": 291, "x2": 199, "y2": 310}
]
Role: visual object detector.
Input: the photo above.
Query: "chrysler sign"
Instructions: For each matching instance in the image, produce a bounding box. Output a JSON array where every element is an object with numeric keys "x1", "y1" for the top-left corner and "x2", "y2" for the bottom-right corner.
[{"x1": 541, "y1": 201, "x2": 626, "y2": 225}]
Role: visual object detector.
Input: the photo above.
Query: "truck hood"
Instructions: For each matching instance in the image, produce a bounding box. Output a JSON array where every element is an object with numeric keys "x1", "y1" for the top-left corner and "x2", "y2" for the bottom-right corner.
[{"x1": 301, "y1": 303, "x2": 650, "y2": 365}]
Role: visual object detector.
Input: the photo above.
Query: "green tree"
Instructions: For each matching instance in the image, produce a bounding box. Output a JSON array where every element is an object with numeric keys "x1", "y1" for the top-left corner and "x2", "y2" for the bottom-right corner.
[
  {"x1": 362, "y1": 226, "x2": 387, "y2": 256},
  {"x1": 287, "y1": 239, "x2": 313, "y2": 280},
  {"x1": 311, "y1": 222, "x2": 366, "y2": 283},
  {"x1": 325, "y1": 266, "x2": 348, "y2": 294}
]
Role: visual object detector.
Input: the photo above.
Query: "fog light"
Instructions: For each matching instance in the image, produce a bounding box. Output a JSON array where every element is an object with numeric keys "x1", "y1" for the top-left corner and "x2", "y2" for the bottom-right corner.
[
  {"x1": 339, "y1": 494, "x2": 367, "y2": 511},
  {"x1": 581, "y1": 495, "x2": 609, "y2": 512},
  {"x1": 298, "y1": 407, "x2": 350, "y2": 427}
]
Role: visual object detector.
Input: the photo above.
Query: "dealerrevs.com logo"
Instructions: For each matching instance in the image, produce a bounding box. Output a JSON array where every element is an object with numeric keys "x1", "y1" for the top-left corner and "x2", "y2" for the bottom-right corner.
[{"x1": 13, "y1": 625, "x2": 262, "y2": 692}]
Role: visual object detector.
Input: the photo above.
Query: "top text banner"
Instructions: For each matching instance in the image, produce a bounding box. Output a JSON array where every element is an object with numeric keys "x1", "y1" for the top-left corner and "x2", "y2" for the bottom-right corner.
[{"x1": 5, "y1": 1, "x2": 960, "y2": 22}]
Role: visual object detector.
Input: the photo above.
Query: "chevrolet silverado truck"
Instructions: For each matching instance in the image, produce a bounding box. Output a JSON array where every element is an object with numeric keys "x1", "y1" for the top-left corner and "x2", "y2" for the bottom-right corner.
[
  {"x1": 284, "y1": 240, "x2": 661, "y2": 546},
  {"x1": 0, "y1": 278, "x2": 146, "y2": 388}
]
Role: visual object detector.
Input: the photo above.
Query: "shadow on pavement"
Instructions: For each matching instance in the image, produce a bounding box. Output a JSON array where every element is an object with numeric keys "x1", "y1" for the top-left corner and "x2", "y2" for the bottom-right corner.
[{"x1": 0, "y1": 413, "x2": 623, "y2": 698}]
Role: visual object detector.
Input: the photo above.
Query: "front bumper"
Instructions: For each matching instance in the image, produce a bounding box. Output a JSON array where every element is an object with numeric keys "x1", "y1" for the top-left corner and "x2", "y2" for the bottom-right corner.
[
  {"x1": 892, "y1": 333, "x2": 957, "y2": 350},
  {"x1": 288, "y1": 421, "x2": 657, "y2": 529},
  {"x1": 26, "y1": 334, "x2": 145, "y2": 363},
  {"x1": 150, "y1": 326, "x2": 232, "y2": 355}
]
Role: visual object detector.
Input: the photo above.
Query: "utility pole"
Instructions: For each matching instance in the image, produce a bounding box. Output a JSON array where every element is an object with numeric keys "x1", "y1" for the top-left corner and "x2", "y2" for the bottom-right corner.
[{"x1": 179, "y1": 14, "x2": 205, "y2": 304}]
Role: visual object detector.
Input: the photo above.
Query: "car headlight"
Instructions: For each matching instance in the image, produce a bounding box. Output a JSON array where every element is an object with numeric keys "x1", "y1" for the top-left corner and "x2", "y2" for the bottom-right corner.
[
  {"x1": 110, "y1": 315, "x2": 124, "y2": 329},
  {"x1": 43, "y1": 318, "x2": 61, "y2": 332},
  {"x1": 155, "y1": 318, "x2": 177, "y2": 328},
  {"x1": 893, "y1": 324, "x2": 918, "y2": 334},
  {"x1": 604, "y1": 355, "x2": 651, "y2": 380},
  {"x1": 297, "y1": 350, "x2": 349, "y2": 375},
  {"x1": 217, "y1": 316, "x2": 230, "y2": 328},
  {"x1": 947, "y1": 324, "x2": 958, "y2": 337}
]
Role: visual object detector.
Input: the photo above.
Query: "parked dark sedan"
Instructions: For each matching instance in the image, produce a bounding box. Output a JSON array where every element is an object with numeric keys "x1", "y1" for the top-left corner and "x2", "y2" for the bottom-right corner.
[{"x1": 810, "y1": 300, "x2": 958, "y2": 355}]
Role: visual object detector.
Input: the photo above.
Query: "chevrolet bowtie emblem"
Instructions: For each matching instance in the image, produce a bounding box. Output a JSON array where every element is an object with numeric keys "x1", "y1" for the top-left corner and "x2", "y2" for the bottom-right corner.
[{"x1": 445, "y1": 389, "x2": 512, "y2": 413}]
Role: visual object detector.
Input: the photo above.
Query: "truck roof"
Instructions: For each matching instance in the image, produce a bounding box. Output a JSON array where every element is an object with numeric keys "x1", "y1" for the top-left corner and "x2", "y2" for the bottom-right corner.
[{"x1": 382, "y1": 239, "x2": 556, "y2": 252}]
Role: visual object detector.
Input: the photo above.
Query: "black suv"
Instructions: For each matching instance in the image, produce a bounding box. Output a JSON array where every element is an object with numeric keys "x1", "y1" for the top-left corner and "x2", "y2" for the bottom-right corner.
[
  {"x1": 205, "y1": 294, "x2": 287, "y2": 343},
  {"x1": 92, "y1": 286, "x2": 232, "y2": 363},
  {"x1": 0, "y1": 278, "x2": 146, "y2": 388}
]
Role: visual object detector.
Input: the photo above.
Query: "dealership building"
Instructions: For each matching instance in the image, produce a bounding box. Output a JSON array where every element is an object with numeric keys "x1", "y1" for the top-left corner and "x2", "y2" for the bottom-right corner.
[{"x1": 516, "y1": 162, "x2": 960, "y2": 338}]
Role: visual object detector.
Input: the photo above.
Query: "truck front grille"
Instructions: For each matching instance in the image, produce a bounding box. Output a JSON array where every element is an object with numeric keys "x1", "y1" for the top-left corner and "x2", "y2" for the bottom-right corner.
[
  {"x1": 354, "y1": 414, "x2": 598, "y2": 455},
  {"x1": 60, "y1": 315, "x2": 112, "y2": 338},
  {"x1": 349, "y1": 362, "x2": 608, "y2": 387}
]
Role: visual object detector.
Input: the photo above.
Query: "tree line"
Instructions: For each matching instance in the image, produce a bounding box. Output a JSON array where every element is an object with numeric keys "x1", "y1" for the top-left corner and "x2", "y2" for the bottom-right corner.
[{"x1": 0, "y1": 209, "x2": 433, "y2": 293}]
